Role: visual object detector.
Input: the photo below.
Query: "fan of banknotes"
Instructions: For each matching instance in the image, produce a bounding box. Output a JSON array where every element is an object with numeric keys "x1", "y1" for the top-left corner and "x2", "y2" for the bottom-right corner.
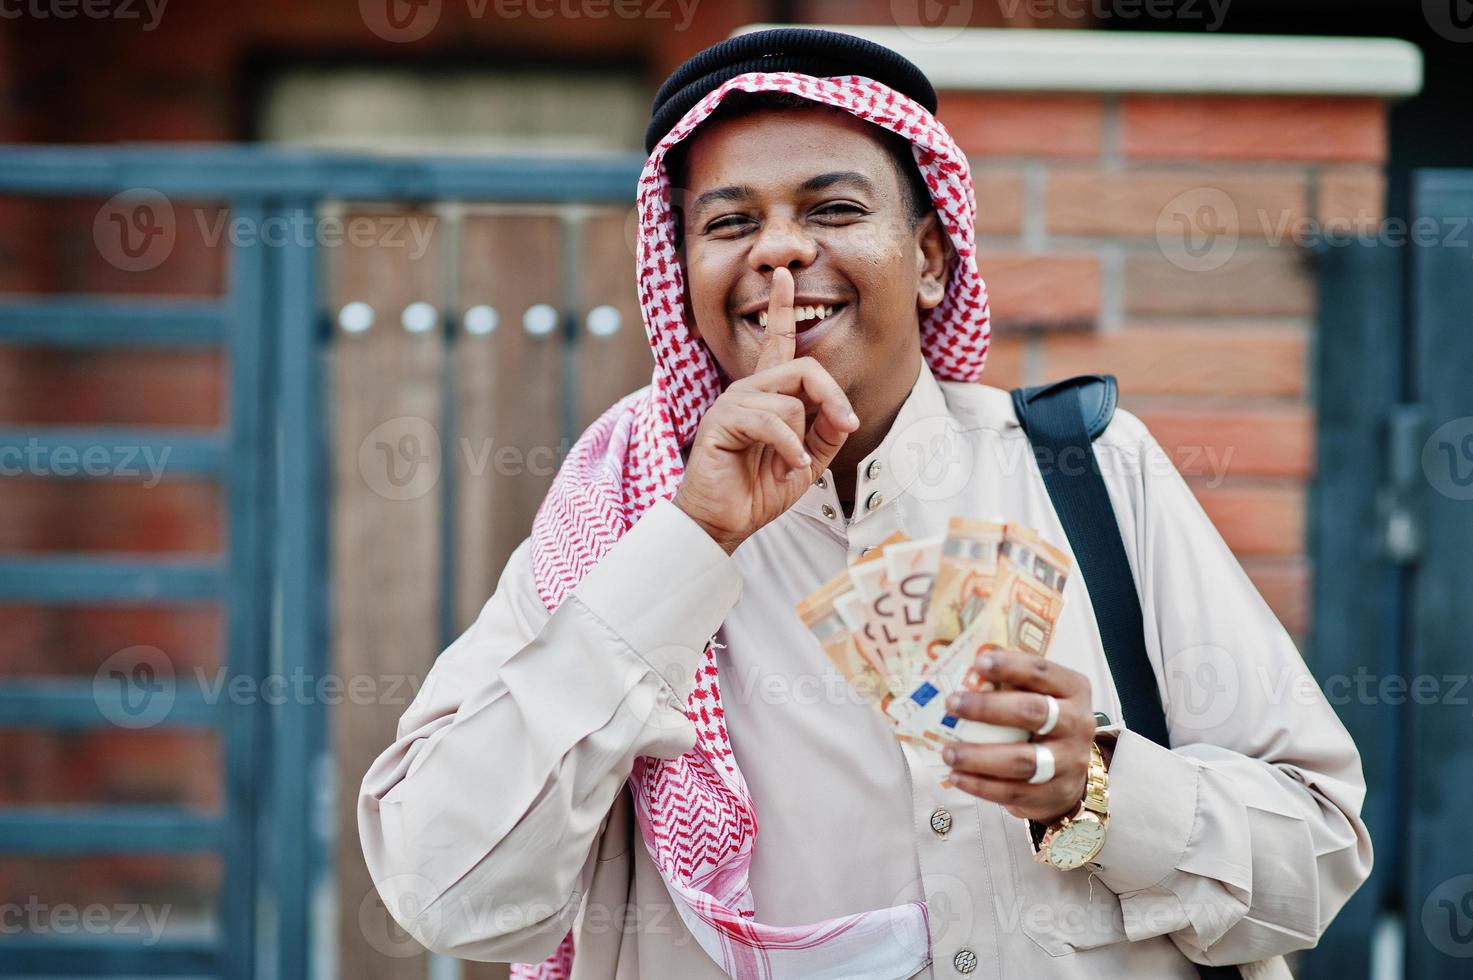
[{"x1": 795, "y1": 519, "x2": 1073, "y2": 786}]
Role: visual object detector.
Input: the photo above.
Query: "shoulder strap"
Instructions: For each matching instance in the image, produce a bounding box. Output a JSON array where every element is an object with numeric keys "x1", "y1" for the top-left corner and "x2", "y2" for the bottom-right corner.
[
  {"x1": 1011, "y1": 375, "x2": 1241, "y2": 980},
  {"x1": 1010, "y1": 374, "x2": 1168, "y2": 748}
]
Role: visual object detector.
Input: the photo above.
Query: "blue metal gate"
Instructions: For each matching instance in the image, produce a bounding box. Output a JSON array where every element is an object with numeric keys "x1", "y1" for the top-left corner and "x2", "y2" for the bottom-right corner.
[
  {"x1": 0, "y1": 146, "x2": 639, "y2": 978},
  {"x1": 1307, "y1": 168, "x2": 1473, "y2": 980}
]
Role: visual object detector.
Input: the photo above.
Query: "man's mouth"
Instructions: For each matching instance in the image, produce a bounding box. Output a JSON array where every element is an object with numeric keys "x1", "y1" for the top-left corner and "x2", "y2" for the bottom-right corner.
[{"x1": 746, "y1": 303, "x2": 845, "y2": 333}]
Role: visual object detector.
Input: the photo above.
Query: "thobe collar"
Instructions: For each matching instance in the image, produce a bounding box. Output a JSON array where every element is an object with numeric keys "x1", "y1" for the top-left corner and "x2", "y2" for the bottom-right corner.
[{"x1": 793, "y1": 354, "x2": 958, "y2": 531}]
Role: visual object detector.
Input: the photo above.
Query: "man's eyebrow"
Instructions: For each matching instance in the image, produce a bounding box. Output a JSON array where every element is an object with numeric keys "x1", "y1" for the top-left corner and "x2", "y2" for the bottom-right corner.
[
  {"x1": 690, "y1": 171, "x2": 880, "y2": 216},
  {"x1": 797, "y1": 171, "x2": 880, "y2": 196},
  {"x1": 690, "y1": 184, "x2": 755, "y2": 216}
]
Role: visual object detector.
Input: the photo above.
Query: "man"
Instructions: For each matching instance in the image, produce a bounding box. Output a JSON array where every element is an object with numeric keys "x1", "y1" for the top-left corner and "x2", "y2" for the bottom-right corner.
[{"x1": 359, "y1": 28, "x2": 1371, "y2": 979}]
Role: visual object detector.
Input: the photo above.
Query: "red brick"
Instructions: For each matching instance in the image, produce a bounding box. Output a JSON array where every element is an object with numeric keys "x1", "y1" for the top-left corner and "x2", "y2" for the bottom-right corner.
[
  {"x1": 1242, "y1": 557, "x2": 1310, "y2": 636},
  {"x1": 0, "y1": 606, "x2": 222, "y2": 677},
  {"x1": 979, "y1": 251, "x2": 1100, "y2": 330},
  {"x1": 977, "y1": 334, "x2": 1027, "y2": 390},
  {"x1": 974, "y1": 168, "x2": 1025, "y2": 236},
  {"x1": 1124, "y1": 249, "x2": 1315, "y2": 317},
  {"x1": 1123, "y1": 95, "x2": 1388, "y2": 163},
  {"x1": 1129, "y1": 403, "x2": 1315, "y2": 479},
  {"x1": 1047, "y1": 169, "x2": 1309, "y2": 239},
  {"x1": 943, "y1": 93, "x2": 1104, "y2": 158},
  {"x1": 1041, "y1": 325, "x2": 1307, "y2": 398},
  {"x1": 0, "y1": 349, "x2": 223, "y2": 426},
  {"x1": 1317, "y1": 167, "x2": 1386, "y2": 238},
  {"x1": 0, "y1": 479, "x2": 222, "y2": 554},
  {"x1": 1187, "y1": 481, "x2": 1304, "y2": 557}
]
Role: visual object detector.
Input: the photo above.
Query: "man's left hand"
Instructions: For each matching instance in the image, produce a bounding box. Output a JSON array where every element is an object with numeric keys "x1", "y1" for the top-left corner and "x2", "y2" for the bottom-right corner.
[{"x1": 940, "y1": 649, "x2": 1095, "y2": 824}]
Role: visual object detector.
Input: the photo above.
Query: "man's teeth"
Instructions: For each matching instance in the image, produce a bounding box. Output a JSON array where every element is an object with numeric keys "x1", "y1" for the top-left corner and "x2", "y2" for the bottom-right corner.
[{"x1": 757, "y1": 304, "x2": 836, "y2": 329}]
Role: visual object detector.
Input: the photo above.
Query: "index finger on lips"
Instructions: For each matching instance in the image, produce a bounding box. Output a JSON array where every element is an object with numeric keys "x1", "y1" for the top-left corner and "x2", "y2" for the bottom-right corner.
[
  {"x1": 971, "y1": 648, "x2": 1082, "y2": 699},
  {"x1": 753, "y1": 266, "x2": 797, "y2": 373},
  {"x1": 748, "y1": 357, "x2": 859, "y2": 436}
]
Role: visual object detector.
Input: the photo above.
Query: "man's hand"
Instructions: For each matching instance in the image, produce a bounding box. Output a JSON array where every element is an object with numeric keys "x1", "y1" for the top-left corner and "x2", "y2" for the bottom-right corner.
[
  {"x1": 940, "y1": 650, "x2": 1096, "y2": 824},
  {"x1": 674, "y1": 267, "x2": 860, "y2": 554}
]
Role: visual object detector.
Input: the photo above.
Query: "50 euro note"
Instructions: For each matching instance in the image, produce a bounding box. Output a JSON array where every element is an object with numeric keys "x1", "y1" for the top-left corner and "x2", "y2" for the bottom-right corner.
[
  {"x1": 845, "y1": 532, "x2": 946, "y2": 702},
  {"x1": 894, "y1": 524, "x2": 1072, "y2": 752},
  {"x1": 794, "y1": 568, "x2": 896, "y2": 725},
  {"x1": 914, "y1": 517, "x2": 1006, "y2": 674}
]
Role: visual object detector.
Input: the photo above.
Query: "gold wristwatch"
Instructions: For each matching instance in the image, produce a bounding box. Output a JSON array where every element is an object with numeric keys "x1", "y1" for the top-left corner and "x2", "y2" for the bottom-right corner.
[{"x1": 1033, "y1": 739, "x2": 1109, "y2": 871}]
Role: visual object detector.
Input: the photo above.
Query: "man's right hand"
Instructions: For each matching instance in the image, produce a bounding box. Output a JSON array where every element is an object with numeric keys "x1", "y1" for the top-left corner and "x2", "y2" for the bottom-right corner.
[{"x1": 673, "y1": 267, "x2": 860, "y2": 555}]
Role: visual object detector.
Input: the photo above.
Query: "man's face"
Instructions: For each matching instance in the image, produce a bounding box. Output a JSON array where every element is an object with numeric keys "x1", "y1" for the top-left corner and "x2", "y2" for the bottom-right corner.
[{"x1": 674, "y1": 107, "x2": 949, "y2": 400}]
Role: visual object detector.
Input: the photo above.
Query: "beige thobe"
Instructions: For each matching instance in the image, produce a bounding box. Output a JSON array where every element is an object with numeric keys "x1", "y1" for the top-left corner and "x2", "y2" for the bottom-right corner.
[{"x1": 359, "y1": 356, "x2": 1372, "y2": 979}]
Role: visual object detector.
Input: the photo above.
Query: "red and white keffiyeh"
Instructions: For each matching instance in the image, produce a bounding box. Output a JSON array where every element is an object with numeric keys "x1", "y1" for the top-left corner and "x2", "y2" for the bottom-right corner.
[{"x1": 516, "y1": 70, "x2": 992, "y2": 980}]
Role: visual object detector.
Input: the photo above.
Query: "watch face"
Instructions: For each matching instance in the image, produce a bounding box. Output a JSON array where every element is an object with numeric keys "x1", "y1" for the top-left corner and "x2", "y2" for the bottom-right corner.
[{"x1": 1046, "y1": 819, "x2": 1107, "y2": 870}]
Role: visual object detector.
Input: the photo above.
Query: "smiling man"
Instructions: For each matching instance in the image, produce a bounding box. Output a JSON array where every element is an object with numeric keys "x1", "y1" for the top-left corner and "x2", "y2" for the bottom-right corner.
[{"x1": 359, "y1": 28, "x2": 1371, "y2": 980}]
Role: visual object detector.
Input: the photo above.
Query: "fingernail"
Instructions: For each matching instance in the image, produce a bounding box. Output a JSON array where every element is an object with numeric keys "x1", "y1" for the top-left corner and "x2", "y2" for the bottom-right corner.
[
  {"x1": 800, "y1": 451, "x2": 811, "y2": 466},
  {"x1": 945, "y1": 694, "x2": 961, "y2": 711},
  {"x1": 942, "y1": 747, "x2": 957, "y2": 765},
  {"x1": 978, "y1": 653, "x2": 996, "y2": 672},
  {"x1": 846, "y1": 411, "x2": 859, "y2": 426}
]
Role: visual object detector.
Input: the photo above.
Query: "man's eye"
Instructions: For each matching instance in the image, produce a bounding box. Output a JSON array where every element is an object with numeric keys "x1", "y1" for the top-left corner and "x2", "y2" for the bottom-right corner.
[
  {"x1": 706, "y1": 216, "x2": 749, "y2": 232},
  {"x1": 815, "y1": 203, "x2": 865, "y2": 218}
]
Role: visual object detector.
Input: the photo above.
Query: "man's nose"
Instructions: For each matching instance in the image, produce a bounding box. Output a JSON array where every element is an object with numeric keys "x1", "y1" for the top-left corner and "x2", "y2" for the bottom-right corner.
[{"x1": 747, "y1": 215, "x2": 818, "y2": 273}]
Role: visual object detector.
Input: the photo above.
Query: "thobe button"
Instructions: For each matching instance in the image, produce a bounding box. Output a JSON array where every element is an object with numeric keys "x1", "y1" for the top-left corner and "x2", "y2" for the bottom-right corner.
[
  {"x1": 953, "y1": 949, "x2": 978, "y2": 974},
  {"x1": 865, "y1": 458, "x2": 883, "y2": 480},
  {"x1": 860, "y1": 545, "x2": 877, "y2": 558},
  {"x1": 865, "y1": 491, "x2": 884, "y2": 512},
  {"x1": 815, "y1": 474, "x2": 827, "y2": 489},
  {"x1": 821, "y1": 504, "x2": 837, "y2": 520},
  {"x1": 929, "y1": 807, "x2": 952, "y2": 836}
]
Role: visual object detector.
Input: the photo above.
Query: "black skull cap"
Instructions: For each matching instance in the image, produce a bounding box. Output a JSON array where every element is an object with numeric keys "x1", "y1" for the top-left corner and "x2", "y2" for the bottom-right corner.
[{"x1": 645, "y1": 27, "x2": 937, "y2": 154}]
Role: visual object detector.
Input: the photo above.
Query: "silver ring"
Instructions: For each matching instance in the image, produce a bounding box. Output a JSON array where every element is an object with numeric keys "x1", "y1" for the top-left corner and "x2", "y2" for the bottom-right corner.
[
  {"x1": 1034, "y1": 694, "x2": 1060, "y2": 737},
  {"x1": 1027, "y1": 743, "x2": 1056, "y2": 785}
]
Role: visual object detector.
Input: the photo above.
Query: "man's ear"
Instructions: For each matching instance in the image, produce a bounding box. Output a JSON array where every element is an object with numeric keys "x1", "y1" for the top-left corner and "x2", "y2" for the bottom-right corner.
[{"x1": 915, "y1": 210, "x2": 952, "y2": 312}]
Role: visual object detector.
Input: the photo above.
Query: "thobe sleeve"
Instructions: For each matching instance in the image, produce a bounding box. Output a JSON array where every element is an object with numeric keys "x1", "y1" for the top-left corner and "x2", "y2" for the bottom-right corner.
[
  {"x1": 1085, "y1": 420, "x2": 1374, "y2": 967},
  {"x1": 357, "y1": 499, "x2": 742, "y2": 962}
]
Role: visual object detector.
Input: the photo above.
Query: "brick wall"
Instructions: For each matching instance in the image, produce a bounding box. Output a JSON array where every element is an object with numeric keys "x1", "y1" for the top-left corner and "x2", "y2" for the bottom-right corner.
[
  {"x1": 0, "y1": 0, "x2": 1399, "y2": 962},
  {"x1": 937, "y1": 90, "x2": 1390, "y2": 644}
]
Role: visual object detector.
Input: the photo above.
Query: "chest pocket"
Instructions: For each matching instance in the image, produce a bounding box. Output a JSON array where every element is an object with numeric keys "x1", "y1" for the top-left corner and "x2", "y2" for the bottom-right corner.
[{"x1": 978, "y1": 801, "x2": 1129, "y2": 956}]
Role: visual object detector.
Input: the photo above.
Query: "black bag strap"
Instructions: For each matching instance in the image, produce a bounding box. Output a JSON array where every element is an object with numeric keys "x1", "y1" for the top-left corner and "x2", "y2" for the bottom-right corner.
[{"x1": 1011, "y1": 375, "x2": 1241, "y2": 980}]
